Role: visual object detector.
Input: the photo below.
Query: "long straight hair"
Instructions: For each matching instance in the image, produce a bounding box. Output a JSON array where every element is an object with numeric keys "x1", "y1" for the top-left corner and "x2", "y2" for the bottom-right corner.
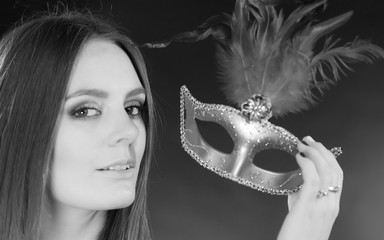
[{"x1": 0, "y1": 11, "x2": 155, "y2": 240}]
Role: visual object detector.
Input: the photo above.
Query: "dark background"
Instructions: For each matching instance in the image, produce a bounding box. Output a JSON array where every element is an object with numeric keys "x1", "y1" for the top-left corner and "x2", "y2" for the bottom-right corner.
[{"x1": 1, "y1": 0, "x2": 384, "y2": 239}]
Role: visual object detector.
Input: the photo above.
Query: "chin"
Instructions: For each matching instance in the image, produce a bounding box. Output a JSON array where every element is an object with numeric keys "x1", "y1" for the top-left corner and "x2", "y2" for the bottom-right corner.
[
  {"x1": 78, "y1": 188, "x2": 136, "y2": 211},
  {"x1": 103, "y1": 191, "x2": 136, "y2": 210}
]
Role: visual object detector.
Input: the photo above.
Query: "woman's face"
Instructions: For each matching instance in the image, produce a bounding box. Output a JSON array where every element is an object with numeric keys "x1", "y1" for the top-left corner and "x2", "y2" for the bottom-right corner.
[{"x1": 50, "y1": 39, "x2": 146, "y2": 211}]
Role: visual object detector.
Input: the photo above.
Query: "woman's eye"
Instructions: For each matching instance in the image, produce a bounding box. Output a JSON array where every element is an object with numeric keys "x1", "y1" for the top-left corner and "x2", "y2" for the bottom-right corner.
[
  {"x1": 125, "y1": 103, "x2": 144, "y2": 118},
  {"x1": 71, "y1": 106, "x2": 101, "y2": 118}
]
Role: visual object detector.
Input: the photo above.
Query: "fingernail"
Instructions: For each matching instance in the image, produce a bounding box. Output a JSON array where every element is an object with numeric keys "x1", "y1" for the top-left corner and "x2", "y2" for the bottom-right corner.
[{"x1": 304, "y1": 136, "x2": 315, "y2": 142}]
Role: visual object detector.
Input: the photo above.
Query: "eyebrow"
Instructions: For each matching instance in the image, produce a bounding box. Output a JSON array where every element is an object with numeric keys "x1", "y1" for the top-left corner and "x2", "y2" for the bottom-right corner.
[{"x1": 65, "y1": 87, "x2": 146, "y2": 101}]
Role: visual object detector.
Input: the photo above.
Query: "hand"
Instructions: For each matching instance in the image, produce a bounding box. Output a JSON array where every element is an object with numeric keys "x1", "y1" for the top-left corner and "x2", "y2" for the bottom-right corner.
[{"x1": 277, "y1": 136, "x2": 343, "y2": 240}]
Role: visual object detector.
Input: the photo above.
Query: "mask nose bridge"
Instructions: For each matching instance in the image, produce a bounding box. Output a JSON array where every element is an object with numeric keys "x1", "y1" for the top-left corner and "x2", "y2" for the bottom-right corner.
[{"x1": 225, "y1": 118, "x2": 258, "y2": 177}]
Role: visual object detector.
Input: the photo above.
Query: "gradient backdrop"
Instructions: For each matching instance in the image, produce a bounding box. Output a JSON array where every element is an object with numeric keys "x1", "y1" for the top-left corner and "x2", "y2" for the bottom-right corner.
[{"x1": 1, "y1": 0, "x2": 383, "y2": 239}]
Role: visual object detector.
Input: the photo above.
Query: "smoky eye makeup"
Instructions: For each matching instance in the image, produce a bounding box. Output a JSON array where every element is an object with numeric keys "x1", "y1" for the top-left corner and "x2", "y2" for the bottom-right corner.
[
  {"x1": 124, "y1": 96, "x2": 146, "y2": 119},
  {"x1": 68, "y1": 102, "x2": 102, "y2": 119}
]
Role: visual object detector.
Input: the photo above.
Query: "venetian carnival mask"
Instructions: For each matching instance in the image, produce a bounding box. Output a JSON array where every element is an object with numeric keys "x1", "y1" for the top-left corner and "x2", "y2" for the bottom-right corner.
[
  {"x1": 180, "y1": 86, "x2": 305, "y2": 195},
  {"x1": 145, "y1": 0, "x2": 383, "y2": 194}
]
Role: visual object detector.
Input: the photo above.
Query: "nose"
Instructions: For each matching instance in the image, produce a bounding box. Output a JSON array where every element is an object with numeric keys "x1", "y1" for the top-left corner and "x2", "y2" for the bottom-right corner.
[{"x1": 107, "y1": 109, "x2": 140, "y2": 146}]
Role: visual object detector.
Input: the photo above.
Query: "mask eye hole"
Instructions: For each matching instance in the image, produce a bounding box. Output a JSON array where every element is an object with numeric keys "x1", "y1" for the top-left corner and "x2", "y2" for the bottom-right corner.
[
  {"x1": 196, "y1": 119, "x2": 234, "y2": 154},
  {"x1": 252, "y1": 149, "x2": 299, "y2": 172}
]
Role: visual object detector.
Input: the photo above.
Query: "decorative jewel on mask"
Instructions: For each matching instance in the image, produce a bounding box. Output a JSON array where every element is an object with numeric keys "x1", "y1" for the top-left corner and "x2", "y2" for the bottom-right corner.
[{"x1": 241, "y1": 94, "x2": 272, "y2": 122}]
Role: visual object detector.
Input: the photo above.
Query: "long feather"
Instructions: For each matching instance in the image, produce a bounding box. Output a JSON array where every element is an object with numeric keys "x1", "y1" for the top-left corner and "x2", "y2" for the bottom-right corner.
[
  {"x1": 217, "y1": 0, "x2": 384, "y2": 117},
  {"x1": 143, "y1": 0, "x2": 384, "y2": 117}
]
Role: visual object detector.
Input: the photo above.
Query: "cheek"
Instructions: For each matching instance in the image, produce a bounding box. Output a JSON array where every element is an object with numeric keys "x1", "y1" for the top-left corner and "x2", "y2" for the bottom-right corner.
[{"x1": 49, "y1": 124, "x2": 98, "y2": 208}]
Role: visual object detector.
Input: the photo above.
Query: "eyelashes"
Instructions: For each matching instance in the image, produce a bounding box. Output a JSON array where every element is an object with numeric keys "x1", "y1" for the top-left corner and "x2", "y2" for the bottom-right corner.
[
  {"x1": 70, "y1": 103, "x2": 101, "y2": 119},
  {"x1": 125, "y1": 101, "x2": 146, "y2": 119},
  {"x1": 69, "y1": 100, "x2": 146, "y2": 120}
]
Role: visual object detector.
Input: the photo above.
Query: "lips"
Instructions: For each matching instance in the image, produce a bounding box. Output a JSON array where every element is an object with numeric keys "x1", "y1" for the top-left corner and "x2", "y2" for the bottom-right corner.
[
  {"x1": 97, "y1": 159, "x2": 136, "y2": 171},
  {"x1": 98, "y1": 163, "x2": 134, "y2": 171}
]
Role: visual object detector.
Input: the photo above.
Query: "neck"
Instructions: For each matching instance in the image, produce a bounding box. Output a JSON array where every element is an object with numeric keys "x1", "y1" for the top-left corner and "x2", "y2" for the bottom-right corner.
[{"x1": 40, "y1": 202, "x2": 106, "y2": 240}]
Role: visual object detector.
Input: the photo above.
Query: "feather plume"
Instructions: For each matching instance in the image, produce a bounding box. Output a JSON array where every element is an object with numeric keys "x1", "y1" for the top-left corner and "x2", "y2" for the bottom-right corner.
[{"x1": 144, "y1": 0, "x2": 384, "y2": 117}]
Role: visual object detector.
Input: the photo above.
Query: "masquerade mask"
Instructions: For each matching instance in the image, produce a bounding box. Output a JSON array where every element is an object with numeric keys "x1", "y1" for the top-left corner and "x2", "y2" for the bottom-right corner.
[
  {"x1": 181, "y1": 86, "x2": 302, "y2": 194},
  {"x1": 181, "y1": 86, "x2": 342, "y2": 195}
]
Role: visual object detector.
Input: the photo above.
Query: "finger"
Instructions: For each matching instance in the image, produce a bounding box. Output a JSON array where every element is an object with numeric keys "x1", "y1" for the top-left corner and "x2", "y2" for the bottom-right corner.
[
  {"x1": 295, "y1": 152, "x2": 320, "y2": 201},
  {"x1": 297, "y1": 141, "x2": 333, "y2": 192},
  {"x1": 302, "y1": 136, "x2": 343, "y2": 202},
  {"x1": 303, "y1": 136, "x2": 342, "y2": 176},
  {"x1": 303, "y1": 136, "x2": 343, "y2": 193}
]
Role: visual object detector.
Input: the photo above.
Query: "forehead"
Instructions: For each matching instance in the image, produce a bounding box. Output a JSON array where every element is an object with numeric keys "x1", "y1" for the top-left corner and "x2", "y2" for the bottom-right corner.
[{"x1": 67, "y1": 39, "x2": 143, "y2": 94}]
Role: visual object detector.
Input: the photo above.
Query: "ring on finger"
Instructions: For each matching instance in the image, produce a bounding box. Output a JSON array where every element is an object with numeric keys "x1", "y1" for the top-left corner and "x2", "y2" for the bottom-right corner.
[
  {"x1": 328, "y1": 185, "x2": 341, "y2": 193},
  {"x1": 317, "y1": 190, "x2": 328, "y2": 199},
  {"x1": 330, "y1": 147, "x2": 343, "y2": 158}
]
